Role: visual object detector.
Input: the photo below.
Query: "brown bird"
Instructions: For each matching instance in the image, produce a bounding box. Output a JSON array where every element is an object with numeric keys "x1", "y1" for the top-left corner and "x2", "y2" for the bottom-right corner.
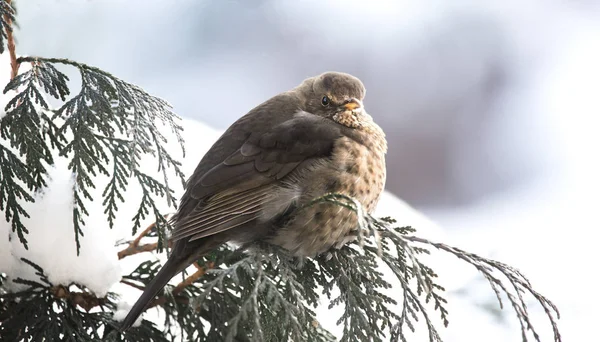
[{"x1": 119, "y1": 71, "x2": 387, "y2": 331}]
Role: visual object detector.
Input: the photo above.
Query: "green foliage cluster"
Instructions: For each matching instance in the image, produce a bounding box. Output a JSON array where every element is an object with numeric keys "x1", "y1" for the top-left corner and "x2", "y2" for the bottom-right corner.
[
  {"x1": 0, "y1": 258, "x2": 167, "y2": 342},
  {"x1": 1, "y1": 212, "x2": 562, "y2": 342},
  {"x1": 1, "y1": 56, "x2": 185, "y2": 253}
]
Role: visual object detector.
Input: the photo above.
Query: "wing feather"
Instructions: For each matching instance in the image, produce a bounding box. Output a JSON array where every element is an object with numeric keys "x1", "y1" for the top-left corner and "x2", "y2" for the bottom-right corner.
[
  {"x1": 171, "y1": 112, "x2": 343, "y2": 242},
  {"x1": 189, "y1": 215, "x2": 259, "y2": 242},
  {"x1": 171, "y1": 187, "x2": 272, "y2": 240}
]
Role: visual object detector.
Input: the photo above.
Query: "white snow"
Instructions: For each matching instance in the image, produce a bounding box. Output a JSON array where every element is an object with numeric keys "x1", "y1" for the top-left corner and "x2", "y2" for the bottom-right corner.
[
  {"x1": 0, "y1": 158, "x2": 122, "y2": 296},
  {"x1": 112, "y1": 300, "x2": 143, "y2": 328}
]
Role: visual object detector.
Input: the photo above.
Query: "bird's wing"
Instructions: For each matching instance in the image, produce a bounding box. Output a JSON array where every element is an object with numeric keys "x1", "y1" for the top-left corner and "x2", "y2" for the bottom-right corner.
[{"x1": 170, "y1": 112, "x2": 342, "y2": 242}]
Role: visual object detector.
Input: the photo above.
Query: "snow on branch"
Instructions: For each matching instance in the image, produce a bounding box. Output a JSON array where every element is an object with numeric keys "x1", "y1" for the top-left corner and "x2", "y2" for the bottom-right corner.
[{"x1": 1, "y1": 56, "x2": 185, "y2": 254}]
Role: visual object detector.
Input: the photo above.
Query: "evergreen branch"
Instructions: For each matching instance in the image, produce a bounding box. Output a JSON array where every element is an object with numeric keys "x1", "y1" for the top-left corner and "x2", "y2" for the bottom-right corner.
[
  {"x1": 2, "y1": 61, "x2": 68, "y2": 192},
  {"x1": 40, "y1": 110, "x2": 67, "y2": 150},
  {"x1": 100, "y1": 136, "x2": 131, "y2": 228},
  {"x1": 403, "y1": 235, "x2": 562, "y2": 342},
  {"x1": 133, "y1": 170, "x2": 175, "y2": 251},
  {"x1": 0, "y1": 0, "x2": 14, "y2": 54},
  {"x1": 2, "y1": 56, "x2": 185, "y2": 254},
  {"x1": 173, "y1": 262, "x2": 211, "y2": 297},
  {"x1": 189, "y1": 244, "x2": 336, "y2": 342},
  {"x1": 0, "y1": 64, "x2": 68, "y2": 249},
  {"x1": 24, "y1": 57, "x2": 186, "y2": 226},
  {"x1": 111, "y1": 194, "x2": 561, "y2": 341},
  {"x1": 3, "y1": 201, "x2": 562, "y2": 342},
  {"x1": 0, "y1": 144, "x2": 35, "y2": 248},
  {"x1": 318, "y1": 245, "x2": 400, "y2": 342},
  {"x1": 303, "y1": 193, "x2": 561, "y2": 342},
  {"x1": 19, "y1": 257, "x2": 51, "y2": 286},
  {"x1": 0, "y1": 258, "x2": 167, "y2": 342}
]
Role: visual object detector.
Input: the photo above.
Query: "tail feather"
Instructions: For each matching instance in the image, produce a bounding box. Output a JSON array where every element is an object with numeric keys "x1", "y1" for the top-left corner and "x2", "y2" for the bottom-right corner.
[
  {"x1": 118, "y1": 230, "x2": 230, "y2": 332},
  {"x1": 119, "y1": 256, "x2": 183, "y2": 332}
]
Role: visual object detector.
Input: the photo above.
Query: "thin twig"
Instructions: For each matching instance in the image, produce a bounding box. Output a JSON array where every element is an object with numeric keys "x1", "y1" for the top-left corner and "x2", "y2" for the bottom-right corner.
[
  {"x1": 50, "y1": 285, "x2": 106, "y2": 312},
  {"x1": 118, "y1": 241, "x2": 160, "y2": 260},
  {"x1": 173, "y1": 262, "x2": 212, "y2": 294},
  {"x1": 3, "y1": 0, "x2": 19, "y2": 79},
  {"x1": 120, "y1": 279, "x2": 146, "y2": 292},
  {"x1": 117, "y1": 216, "x2": 169, "y2": 259},
  {"x1": 147, "y1": 262, "x2": 215, "y2": 309}
]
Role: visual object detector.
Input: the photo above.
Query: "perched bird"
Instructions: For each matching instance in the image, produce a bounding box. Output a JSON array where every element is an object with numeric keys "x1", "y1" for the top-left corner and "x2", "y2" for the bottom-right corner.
[{"x1": 119, "y1": 71, "x2": 387, "y2": 331}]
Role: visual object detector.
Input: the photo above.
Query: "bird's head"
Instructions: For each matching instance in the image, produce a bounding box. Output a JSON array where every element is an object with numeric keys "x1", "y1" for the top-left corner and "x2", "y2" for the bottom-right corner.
[{"x1": 297, "y1": 71, "x2": 372, "y2": 129}]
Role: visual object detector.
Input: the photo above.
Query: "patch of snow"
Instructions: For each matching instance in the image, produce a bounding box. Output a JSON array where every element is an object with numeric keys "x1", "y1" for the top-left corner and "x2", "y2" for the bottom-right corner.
[{"x1": 113, "y1": 300, "x2": 142, "y2": 327}]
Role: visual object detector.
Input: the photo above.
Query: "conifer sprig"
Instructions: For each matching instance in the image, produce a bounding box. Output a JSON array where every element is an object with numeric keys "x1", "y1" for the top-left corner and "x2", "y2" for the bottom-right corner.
[
  {"x1": 0, "y1": 258, "x2": 167, "y2": 342},
  {"x1": 1, "y1": 57, "x2": 185, "y2": 253},
  {"x1": 0, "y1": 201, "x2": 563, "y2": 342},
  {"x1": 107, "y1": 195, "x2": 560, "y2": 342}
]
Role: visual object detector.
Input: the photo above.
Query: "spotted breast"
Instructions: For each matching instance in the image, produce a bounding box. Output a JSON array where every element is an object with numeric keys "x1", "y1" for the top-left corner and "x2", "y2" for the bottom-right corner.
[{"x1": 268, "y1": 119, "x2": 387, "y2": 257}]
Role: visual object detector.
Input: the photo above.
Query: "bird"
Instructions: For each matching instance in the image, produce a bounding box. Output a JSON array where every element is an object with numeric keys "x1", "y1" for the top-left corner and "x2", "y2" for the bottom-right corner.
[{"x1": 119, "y1": 71, "x2": 387, "y2": 331}]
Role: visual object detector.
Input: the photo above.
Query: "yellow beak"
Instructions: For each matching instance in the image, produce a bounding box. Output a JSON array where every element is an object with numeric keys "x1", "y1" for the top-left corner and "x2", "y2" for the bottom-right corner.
[{"x1": 344, "y1": 100, "x2": 361, "y2": 111}]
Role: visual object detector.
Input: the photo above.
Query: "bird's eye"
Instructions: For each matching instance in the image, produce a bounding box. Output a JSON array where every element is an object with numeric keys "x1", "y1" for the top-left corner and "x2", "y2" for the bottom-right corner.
[{"x1": 321, "y1": 96, "x2": 331, "y2": 106}]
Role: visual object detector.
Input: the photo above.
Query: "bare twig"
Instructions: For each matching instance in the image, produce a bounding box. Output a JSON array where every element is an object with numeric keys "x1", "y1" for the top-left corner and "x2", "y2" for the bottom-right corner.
[
  {"x1": 3, "y1": 0, "x2": 19, "y2": 79},
  {"x1": 117, "y1": 216, "x2": 170, "y2": 259},
  {"x1": 120, "y1": 279, "x2": 146, "y2": 292},
  {"x1": 118, "y1": 241, "x2": 160, "y2": 260},
  {"x1": 172, "y1": 262, "x2": 213, "y2": 295},
  {"x1": 146, "y1": 262, "x2": 214, "y2": 309},
  {"x1": 50, "y1": 285, "x2": 106, "y2": 312}
]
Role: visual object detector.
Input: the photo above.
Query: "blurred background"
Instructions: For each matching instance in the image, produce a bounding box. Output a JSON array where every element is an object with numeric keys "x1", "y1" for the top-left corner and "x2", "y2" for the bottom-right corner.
[{"x1": 15, "y1": 0, "x2": 600, "y2": 341}]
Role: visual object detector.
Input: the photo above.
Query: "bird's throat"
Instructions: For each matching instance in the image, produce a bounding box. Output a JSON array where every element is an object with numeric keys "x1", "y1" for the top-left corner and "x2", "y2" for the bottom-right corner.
[{"x1": 333, "y1": 110, "x2": 362, "y2": 129}]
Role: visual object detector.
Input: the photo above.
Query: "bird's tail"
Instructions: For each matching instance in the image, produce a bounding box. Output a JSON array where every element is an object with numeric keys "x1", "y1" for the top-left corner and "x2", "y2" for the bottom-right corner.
[{"x1": 119, "y1": 255, "x2": 184, "y2": 332}]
